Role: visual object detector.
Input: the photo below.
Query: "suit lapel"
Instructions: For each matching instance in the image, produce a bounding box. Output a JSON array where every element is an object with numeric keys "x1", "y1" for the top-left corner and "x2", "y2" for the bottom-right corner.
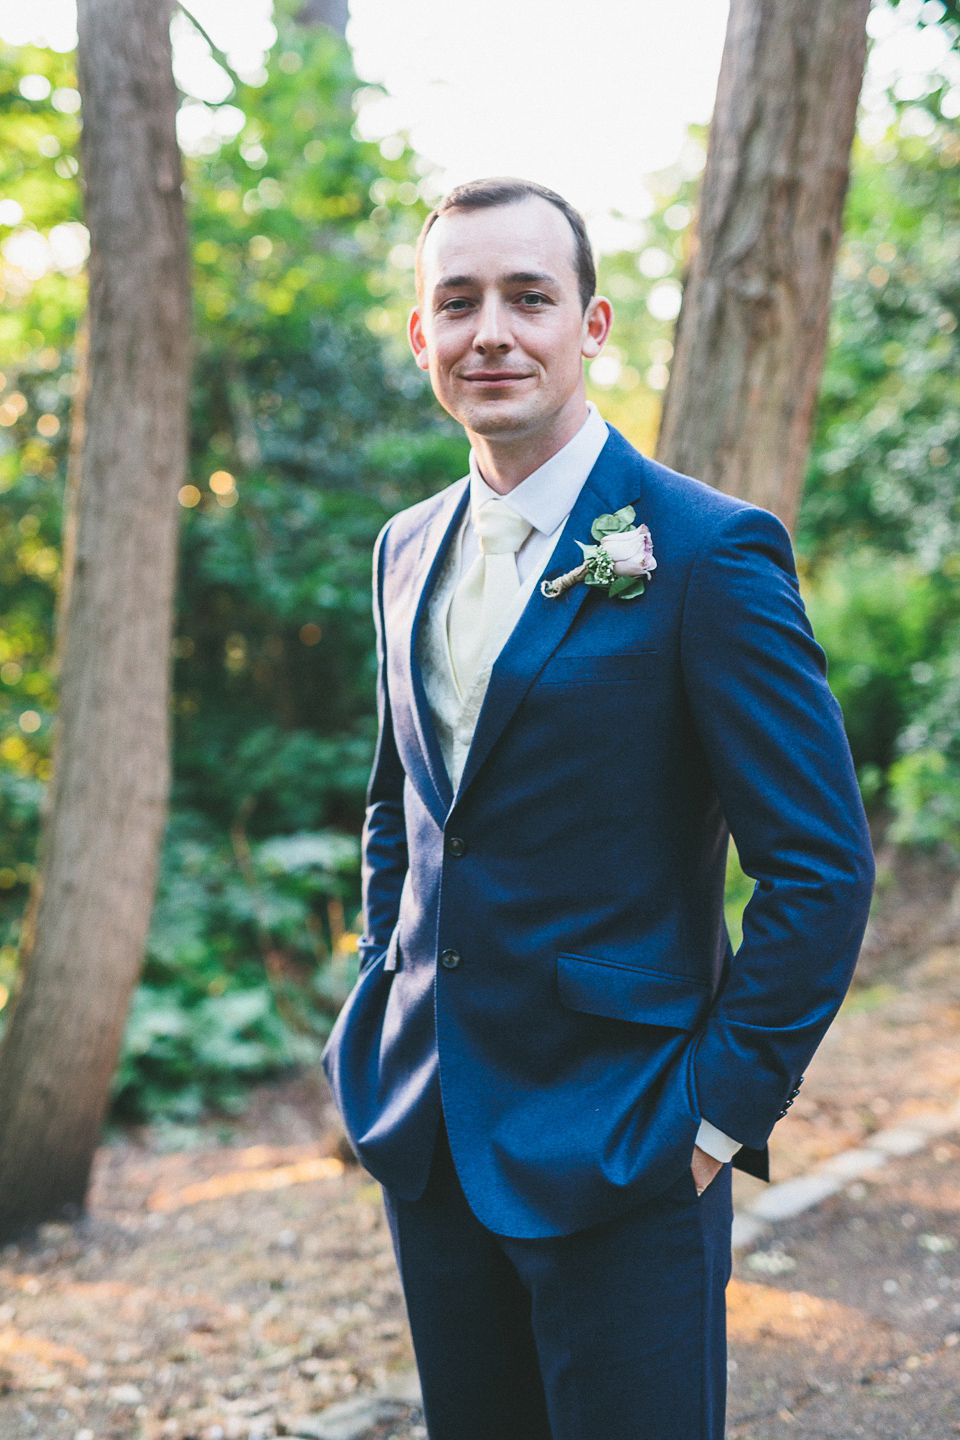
[
  {"x1": 393, "y1": 481, "x2": 469, "y2": 826},
  {"x1": 454, "y1": 430, "x2": 645, "y2": 804}
]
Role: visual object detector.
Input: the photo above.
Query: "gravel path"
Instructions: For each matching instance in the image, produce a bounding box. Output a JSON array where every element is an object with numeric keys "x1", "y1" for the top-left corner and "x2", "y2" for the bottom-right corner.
[
  {"x1": 728, "y1": 1134, "x2": 960, "y2": 1438},
  {"x1": 0, "y1": 944, "x2": 958, "y2": 1439},
  {"x1": 0, "y1": 1162, "x2": 417, "y2": 1440}
]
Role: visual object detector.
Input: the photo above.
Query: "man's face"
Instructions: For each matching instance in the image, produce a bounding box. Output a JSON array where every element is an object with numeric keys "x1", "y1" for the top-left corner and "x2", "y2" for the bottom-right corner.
[{"x1": 409, "y1": 197, "x2": 610, "y2": 442}]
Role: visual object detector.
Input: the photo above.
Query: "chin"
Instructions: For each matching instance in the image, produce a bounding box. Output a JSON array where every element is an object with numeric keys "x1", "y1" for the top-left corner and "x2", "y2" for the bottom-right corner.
[{"x1": 459, "y1": 398, "x2": 548, "y2": 438}]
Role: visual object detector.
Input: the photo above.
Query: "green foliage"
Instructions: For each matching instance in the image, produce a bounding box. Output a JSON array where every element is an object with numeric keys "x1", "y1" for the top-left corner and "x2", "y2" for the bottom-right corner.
[
  {"x1": 177, "y1": 20, "x2": 465, "y2": 840},
  {"x1": 886, "y1": 745, "x2": 960, "y2": 846},
  {"x1": 799, "y1": 548, "x2": 960, "y2": 851},
  {"x1": 800, "y1": 130, "x2": 960, "y2": 566},
  {"x1": 0, "y1": 19, "x2": 465, "y2": 1113},
  {"x1": 143, "y1": 21, "x2": 466, "y2": 1109},
  {"x1": 802, "y1": 553, "x2": 958, "y2": 776},
  {"x1": 112, "y1": 813, "x2": 360, "y2": 1118},
  {"x1": 0, "y1": 42, "x2": 80, "y2": 950},
  {"x1": 724, "y1": 845, "x2": 754, "y2": 953},
  {"x1": 882, "y1": 640, "x2": 960, "y2": 848},
  {"x1": 589, "y1": 138, "x2": 705, "y2": 452},
  {"x1": 5, "y1": 6, "x2": 960, "y2": 1105},
  {"x1": 889, "y1": 0, "x2": 960, "y2": 47},
  {"x1": 793, "y1": 98, "x2": 960, "y2": 853}
]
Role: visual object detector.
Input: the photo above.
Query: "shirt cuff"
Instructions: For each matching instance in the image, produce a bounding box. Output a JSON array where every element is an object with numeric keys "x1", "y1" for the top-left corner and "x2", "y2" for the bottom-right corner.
[{"x1": 695, "y1": 1118, "x2": 743, "y2": 1164}]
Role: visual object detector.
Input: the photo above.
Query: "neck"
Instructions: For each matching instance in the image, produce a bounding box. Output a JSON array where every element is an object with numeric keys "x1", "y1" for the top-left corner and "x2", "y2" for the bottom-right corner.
[{"x1": 466, "y1": 395, "x2": 590, "y2": 495}]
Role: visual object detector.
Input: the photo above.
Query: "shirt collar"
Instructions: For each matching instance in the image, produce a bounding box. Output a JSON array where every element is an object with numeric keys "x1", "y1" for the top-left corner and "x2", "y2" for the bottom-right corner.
[{"x1": 467, "y1": 403, "x2": 609, "y2": 537}]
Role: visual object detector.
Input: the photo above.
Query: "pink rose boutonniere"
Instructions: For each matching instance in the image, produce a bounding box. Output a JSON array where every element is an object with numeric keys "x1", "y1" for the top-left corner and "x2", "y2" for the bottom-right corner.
[{"x1": 541, "y1": 505, "x2": 656, "y2": 601}]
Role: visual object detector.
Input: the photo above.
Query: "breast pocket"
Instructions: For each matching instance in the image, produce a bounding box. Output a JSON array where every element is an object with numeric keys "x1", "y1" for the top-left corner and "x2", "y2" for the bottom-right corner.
[{"x1": 537, "y1": 650, "x2": 658, "y2": 686}]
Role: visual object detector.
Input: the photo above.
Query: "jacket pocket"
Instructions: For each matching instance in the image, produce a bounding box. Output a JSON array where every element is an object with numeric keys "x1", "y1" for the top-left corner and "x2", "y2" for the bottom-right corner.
[
  {"x1": 557, "y1": 952, "x2": 711, "y2": 1031},
  {"x1": 537, "y1": 651, "x2": 657, "y2": 685}
]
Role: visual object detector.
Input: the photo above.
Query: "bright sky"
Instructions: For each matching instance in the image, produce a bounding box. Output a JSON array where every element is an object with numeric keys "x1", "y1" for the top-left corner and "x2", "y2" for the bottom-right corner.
[
  {"x1": 347, "y1": 0, "x2": 729, "y2": 222},
  {"x1": 1, "y1": 0, "x2": 959, "y2": 242}
]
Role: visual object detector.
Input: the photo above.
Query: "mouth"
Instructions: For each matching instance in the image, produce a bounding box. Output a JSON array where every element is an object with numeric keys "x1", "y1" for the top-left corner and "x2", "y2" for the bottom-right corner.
[{"x1": 460, "y1": 371, "x2": 535, "y2": 387}]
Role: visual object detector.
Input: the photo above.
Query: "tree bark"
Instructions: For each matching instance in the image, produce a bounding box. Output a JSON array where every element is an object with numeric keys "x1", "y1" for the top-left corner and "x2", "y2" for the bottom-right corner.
[
  {"x1": 0, "y1": 0, "x2": 189, "y2": 1239},
  {"x1": 655, "y1": 0, "x2": 871, "y2": 531}
]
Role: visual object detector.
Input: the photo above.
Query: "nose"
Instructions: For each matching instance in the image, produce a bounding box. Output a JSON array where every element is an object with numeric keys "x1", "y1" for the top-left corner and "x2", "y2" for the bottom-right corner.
[{"x1": 472, "y1": 294, "x2": 513, "y2": 355}]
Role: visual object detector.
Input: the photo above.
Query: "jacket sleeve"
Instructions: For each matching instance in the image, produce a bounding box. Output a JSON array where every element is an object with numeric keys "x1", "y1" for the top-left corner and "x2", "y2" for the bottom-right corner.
[
  {"x1": 357, "y1": 521, "x2": 408, "y2": 973},
  {"x1": 680, "y1": 505, "x2": 875, "y2": 1149}
]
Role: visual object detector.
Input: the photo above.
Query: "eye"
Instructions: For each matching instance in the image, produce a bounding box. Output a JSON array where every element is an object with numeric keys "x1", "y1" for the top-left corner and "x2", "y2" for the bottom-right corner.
[
  {"x1": 441, "y1": 297, "x2": 473, "y2": 313},
  {"x1": 518, "y1": 292, "x2": 549, "y2": 308}
]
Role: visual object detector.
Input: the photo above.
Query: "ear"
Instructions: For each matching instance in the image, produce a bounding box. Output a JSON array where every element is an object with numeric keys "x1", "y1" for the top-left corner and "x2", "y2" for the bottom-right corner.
[
  {"x1": 408, "y1": 306, "x2": 431, "y2": 371},
  {"x1": 581, "y1": 296, "x2": 614, "y2": 359}
]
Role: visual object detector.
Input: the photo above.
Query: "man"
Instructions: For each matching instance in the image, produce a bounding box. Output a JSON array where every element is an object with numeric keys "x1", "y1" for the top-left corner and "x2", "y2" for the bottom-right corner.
[{"x1": 323, "y1": 178, "x2": 874, "y2": 1440}]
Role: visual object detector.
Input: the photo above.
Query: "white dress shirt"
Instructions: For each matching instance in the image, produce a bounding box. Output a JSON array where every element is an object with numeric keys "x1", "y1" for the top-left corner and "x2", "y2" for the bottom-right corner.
[
  {"x1": 416, "y1": 403, "x2": 741, "y2": 1167},
  {"x1": 460, "y1": 402, "x2": 610, "y2": 587}
]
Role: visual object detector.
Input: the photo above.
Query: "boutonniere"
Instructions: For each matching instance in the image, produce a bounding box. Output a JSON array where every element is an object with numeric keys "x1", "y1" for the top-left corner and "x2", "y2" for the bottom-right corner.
[{"x1": 541, "y1": 506, "x2": 656, "y2": 600}]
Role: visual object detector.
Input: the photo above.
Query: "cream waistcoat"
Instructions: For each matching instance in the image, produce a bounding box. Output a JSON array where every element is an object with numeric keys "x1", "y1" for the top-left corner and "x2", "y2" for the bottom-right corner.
[{"x1": 418, "y1": 522, "x2": 564, "y2": 794}]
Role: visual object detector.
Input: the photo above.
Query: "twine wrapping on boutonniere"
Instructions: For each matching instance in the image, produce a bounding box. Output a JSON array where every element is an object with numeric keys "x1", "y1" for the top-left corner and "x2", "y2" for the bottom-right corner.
[{"x1": 541, "y1": 505, "x2": 656, "y2": 600}]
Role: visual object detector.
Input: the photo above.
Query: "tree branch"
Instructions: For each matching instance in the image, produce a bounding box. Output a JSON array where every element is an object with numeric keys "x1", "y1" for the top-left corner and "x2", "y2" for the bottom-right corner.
[{"x1": 176, "y1": 2, "x2": 245, "y2": 93}]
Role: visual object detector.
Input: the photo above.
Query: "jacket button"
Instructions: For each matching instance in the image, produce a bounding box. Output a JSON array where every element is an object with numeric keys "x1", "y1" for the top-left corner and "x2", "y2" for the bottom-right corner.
[
  {"x1": 440, "y1": 949, "x2": 462, "y2": 970},
  {"x1": 446, "y1": 836, "x2": 467, "y2": 857}
]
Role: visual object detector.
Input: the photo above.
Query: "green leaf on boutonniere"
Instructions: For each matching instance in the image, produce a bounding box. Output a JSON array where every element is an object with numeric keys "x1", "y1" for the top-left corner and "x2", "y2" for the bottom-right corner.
[
  {"x1": 606, "y1": 574, "x2": 635, "y2": 598},
  {"x1": 575, "y1": 540, "x2": 601, "y2": 559},
  {"x1": 590, "y1": 505, "x2": 636, "y2": 542},
  {"x1": 612, "y1": 576, "x2": 647, "y2": 600}
]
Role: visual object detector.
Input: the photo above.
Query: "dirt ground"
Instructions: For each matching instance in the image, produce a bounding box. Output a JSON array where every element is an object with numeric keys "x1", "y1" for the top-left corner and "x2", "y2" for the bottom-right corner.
[
  {"x1": 726, "y1": 1137, "x2": 960, "y2": 1438},
  {"x1": 735, "y1": 938, "x2": 960, "y2": 1210},
  {"x1": 1, "y1": 935, "x2": 959, "y2": 1440}
]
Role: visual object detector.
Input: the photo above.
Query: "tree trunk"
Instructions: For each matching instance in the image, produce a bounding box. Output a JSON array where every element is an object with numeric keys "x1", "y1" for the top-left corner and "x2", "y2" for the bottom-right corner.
[
  {"x1": 655, "y1": 0, "x2": 871, "y2": 531},
  {"x1": 298, "y1": 0, "x2": 349, "y2": 36},
  {"x1": 0, "y1": 0, "x2": 189, "y2": 1240}
]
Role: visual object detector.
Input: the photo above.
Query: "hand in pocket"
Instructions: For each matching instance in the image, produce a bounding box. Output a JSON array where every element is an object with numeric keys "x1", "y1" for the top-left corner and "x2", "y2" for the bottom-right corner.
[{"x1": 691, "y1": 1144, "x2": 723, "y2": 1196}]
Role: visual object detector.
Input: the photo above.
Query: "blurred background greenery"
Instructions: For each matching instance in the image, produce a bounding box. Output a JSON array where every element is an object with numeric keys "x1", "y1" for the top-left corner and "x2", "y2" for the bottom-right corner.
[{"x1": 1, "y1": 3, "x2": 959, "y2": 1121}]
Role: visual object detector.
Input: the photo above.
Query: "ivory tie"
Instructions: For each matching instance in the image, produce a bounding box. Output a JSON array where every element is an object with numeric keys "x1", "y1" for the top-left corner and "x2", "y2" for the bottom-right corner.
[{"x1": 447, "y1": 498, "x2": 533, "y2": 696}]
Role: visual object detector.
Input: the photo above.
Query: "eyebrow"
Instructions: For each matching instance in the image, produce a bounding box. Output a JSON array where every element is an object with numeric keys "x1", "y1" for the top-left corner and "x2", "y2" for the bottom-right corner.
[{"x1": 434, "y1": 270, "x2": 560, "y2": 290}]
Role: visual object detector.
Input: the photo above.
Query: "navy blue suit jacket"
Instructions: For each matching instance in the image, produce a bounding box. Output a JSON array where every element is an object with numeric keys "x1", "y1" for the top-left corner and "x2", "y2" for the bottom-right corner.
[{"x1": 323, "y1": 428, "x2": 875, "y2": 1239}]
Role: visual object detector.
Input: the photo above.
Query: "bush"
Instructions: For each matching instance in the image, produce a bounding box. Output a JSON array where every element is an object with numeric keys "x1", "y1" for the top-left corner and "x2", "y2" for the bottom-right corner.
[
  {"x1": 111, "y1": 812, "x2": 360, "y2": 1119},
  {"x1": 803, "y1": 552, "x2": 960, "y2": 852},
  {"x1": 803, "y1": 552, "x2": 957, "y2": 777},
  {"x1": 885, "y1": 650, "x2": 960, "y2": 849}
]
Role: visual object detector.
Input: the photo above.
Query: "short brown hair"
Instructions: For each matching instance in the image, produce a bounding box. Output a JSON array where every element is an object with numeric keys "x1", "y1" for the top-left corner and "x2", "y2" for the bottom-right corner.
[{"x1": 416, "y1": 177, "x2": 596, "y2": 312}]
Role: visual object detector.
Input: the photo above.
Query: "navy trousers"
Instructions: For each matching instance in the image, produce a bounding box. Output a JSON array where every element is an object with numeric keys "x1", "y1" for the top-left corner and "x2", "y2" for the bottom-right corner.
[{"x1": 382, "y1": 1127, "x2": 733, "y2": 1440}]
